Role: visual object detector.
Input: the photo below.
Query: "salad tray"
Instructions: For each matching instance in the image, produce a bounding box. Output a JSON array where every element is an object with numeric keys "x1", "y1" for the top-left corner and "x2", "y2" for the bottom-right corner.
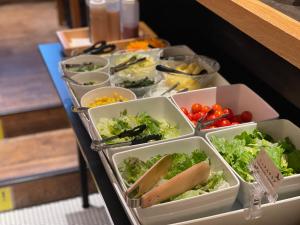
[
  {"x1": 57, "y1": 21, "x2": 158, "y2": 56},
  {"x1": 206, "y1": 119, "x2": 300, "y2": 207}
]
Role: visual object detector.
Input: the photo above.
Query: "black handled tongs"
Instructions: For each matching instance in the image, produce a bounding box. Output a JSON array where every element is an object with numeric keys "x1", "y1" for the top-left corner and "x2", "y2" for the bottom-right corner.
[
  {"x1": 91, "y1": 125, "x2": 162, "y2": 151},
  {"x1": 110, "y1": 56, "x2": 147, "y2": 74},
  {"x1": 195, "y1": 109, "x2": 229, "y2": 134}
]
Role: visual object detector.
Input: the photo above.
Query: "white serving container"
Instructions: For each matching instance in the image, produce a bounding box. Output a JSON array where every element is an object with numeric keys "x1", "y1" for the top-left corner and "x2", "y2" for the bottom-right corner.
[
  {"x1": 87, "y1": 97, "x2": 195, "y2": 160},
  {"x1": 60, "y1": 54, "x2": 110, "y2": 76},
  {"x1": 69, "y1": 71, "x2": 110, "y2": 99},
  {"x1": 80, "y1": 86, "x2": 137, "y2": 108},
  {"x1": 112, "y1": 136, "x2": 240, "y2": 225},
  {"x1": 205, "y1": 119, "x2": 300, "y2": 207},
  {"x1": 171, "y1": 84, "x2": 279, "y2": 136}
]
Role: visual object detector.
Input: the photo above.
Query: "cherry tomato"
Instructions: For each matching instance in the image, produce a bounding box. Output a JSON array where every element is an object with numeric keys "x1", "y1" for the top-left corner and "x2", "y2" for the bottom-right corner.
[
  {"x1": 231, "y1": 122, "x2": 240, "y2": 125},
  {"x1": 216, "y1": 119, "x2": 231, "y2": 127},
  {"x1": 206, "y1": 114, "x2": 217, "y2": 121},
  {"x1": 214, "y1": 110, "x2": 223, "y2": 118},
  {"x1": 180, "y1": 107, "x2": 189, "y2": 116},
  {"x1": 191, "y1": 112, "x2": 203, "y2": 121},
  {"x1": 240, "y1": 111, "x2": 253, "y2": 122},
  {"x1": 223, "y1": 108, "x2": 234, "y2": 119},
  {"x1": 202, "y1": 105, "x2": 211, "y2": 113},
  {"x1": 192, "y1": 120, "x2": 198, "y2": 126},
  {"x1": 187, "y1": 113, "x2": 194, "y2": 121},
  {"x1": 212, "y1": 104, "x2": 222, "y2": 112},
  {"x1": 231, "y1": 115, "x2": 242, "y2": 123},
  {"x1": 191, "y1": 103, "x2": 202, "y2": 114}
]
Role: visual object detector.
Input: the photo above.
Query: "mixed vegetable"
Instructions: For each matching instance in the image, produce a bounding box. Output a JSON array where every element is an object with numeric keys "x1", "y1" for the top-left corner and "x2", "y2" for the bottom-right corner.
[
  {"x1": 96, "y1": 110, "x2": 179, "y2": 144},
  {"x1": 210, "y1": 129, "x2": 300, "y2": 182},
  {"x1": 65, "y1": 62, "x2": 103, "y2": 72},
  {"x1": 180, "y1": 103, "x2": 253, "y2": 128},
  {"x1": 119, "y1": 149, "x2": 229, "y2": 202}
]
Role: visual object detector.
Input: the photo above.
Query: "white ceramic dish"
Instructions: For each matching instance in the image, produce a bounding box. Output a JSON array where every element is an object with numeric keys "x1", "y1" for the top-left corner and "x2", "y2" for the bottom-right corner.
[
  {"x1": 171, "y1": 84, "x2": 279, "y2": 136},
  {"x1": 205, "y1": 119, "x2": 300, "y2": 207},
  {"x1": 69, "y1": 72, "x2": 110, "y2": 99},
  {"x1": 60, "y1": 54, "x2": 110, "y2": 76},
  {"x1": 80, "y1": 86, "x2": 137, "y2": 108},
  {"x1": 87, "y1": 97, "x2": 195, "y2": 160},
  {"x1": 112, "y1": 136, "x2": 240, "y2": 225}
]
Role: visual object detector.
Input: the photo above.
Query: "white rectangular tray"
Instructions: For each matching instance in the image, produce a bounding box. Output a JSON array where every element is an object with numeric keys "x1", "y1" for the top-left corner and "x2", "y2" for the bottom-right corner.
[
  {"x1": 205, "y1": 119, "x2": 300, "y2": 207},
  {"x1": 112, "y1": 137, "x2": 240, "y2": 225}
]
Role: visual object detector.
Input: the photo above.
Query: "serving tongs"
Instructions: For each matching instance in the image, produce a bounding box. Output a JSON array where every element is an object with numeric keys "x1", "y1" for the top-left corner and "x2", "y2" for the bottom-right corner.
[
  {"x1": 110, "y1": 56, "x2": 147, "y2": 74},
  {"x1": 71, "y1": 40, "x2": 116, "y2": 56},
  {"x1": 195, "y1": 109, "x2": 229, "y2": 134},
  {"x1": 125, "y1": 155, "x2": 211, "y2": 208},
  {"x1": 90, "y1": 125, "x2": 163, "y2": 151},
  {"x1": 156, "y1": 64, "x2": 208, "y2": 76}
]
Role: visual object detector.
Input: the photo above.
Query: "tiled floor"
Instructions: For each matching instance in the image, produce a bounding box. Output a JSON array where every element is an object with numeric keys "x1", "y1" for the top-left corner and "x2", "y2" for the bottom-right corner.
[
  {"x1": 0, "y1": 1, "x2": 64, "y2": 114},
  {"x1": 0, "y1": 194, "x2": 113, "y2": 225}
]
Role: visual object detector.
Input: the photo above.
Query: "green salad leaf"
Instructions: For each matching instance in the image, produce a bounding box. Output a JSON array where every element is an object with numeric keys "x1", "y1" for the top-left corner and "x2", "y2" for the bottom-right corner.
[{"x1": 211, "y1": 129, "x2": 299, "y2": 182}]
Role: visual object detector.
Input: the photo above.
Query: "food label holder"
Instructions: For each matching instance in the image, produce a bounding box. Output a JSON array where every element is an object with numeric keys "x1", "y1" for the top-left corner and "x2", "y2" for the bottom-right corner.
[{"x1": 247, "y1": 148, "x2": 283, "y2": 220}]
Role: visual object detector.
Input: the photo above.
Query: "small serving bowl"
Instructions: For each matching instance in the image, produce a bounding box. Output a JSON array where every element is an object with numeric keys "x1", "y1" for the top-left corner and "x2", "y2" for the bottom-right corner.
[
  {"x1": 161, "y1": 55, "x2": 220, "y2": 90},
  {"x1": 69, "y1": 72, "x2": 110, "y2": 99},
  {"x1": 112, "y1": 74, "x2": 163, "y2": 98},
  {"x1": 80, "y1": 86, "x2": 137, "y2": 108},
  {"x1": 60, "y1": 54, "x2": 109, "y2": 77}
]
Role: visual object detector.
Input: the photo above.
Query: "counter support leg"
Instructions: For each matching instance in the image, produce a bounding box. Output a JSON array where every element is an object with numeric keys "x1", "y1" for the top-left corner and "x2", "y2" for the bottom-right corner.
[{"x1": 78, "y1": 144, "x2": 89, "y2": 208}]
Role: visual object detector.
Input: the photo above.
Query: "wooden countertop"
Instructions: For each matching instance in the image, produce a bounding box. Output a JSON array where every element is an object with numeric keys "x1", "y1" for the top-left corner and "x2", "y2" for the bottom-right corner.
[{"x1": 197, "y1": 0, "x2": 300, "y2": 69}]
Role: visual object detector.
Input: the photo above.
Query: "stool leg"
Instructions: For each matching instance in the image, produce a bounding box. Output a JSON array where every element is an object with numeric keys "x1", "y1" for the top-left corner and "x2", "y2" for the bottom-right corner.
[{"x1": 77, "y1": 144, "x2": 89, "y2": 208}]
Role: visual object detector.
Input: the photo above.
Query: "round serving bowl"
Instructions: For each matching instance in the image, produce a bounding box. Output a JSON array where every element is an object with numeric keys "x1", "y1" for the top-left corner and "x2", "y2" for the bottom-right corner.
[
  {"x1": 80, "y1": 86, "x2": 137, "y2": 108},
  {"x1": 113, "y1": 74, "x2": 163, "y2": 98},
  {"x1": 69, "y1": 72, "x2": 110, "y2": 99},
  {"x1": 161, "y1": 55, "x2": 220, "y2": 90},
  {"x1": 60, "y1": 54, "x2": 110, "y2": 77}
]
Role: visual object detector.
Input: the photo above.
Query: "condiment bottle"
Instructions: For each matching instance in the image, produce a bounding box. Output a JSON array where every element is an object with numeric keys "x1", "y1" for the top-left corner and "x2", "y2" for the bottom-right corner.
[
  {"x1": 106, "y1": 0, "x2": 121, "y2": 41},
  {"x1": 121, "y1": 0, "x2": 139, "y2": 39},
  {"x1": 89, "y1": 0, "x2": 108, "y2": 43}
]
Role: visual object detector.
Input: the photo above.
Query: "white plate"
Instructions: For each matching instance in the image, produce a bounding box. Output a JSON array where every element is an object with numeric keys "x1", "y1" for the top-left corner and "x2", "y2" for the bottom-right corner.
[
  {"x1": 205, "y1": 119, "x2": 300, "y2": 207},
  {"x1": 171, "y1": 84, "x2": 279, "y2": 136},
  {"x1": 112, "y1": 136, "x2": 240, "y2": 225},
  {"x1": 87, "y1": 97, "x2": 195, "y2": 160}
]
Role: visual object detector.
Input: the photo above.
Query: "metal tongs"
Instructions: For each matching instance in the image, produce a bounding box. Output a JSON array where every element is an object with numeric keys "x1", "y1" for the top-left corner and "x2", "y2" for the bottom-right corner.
[
  {"x1": 110, "y1": 56, "x2": 147, "y2": 74},
  {"x1": 91, "y1": 125, "x2": 162, "y2": 151},
  {"x1": 195, "y1": 109, "x2": 229, "y2": 134},
  {"x1": 71, "y1": 40, "x2": 116, "y2": 56}
]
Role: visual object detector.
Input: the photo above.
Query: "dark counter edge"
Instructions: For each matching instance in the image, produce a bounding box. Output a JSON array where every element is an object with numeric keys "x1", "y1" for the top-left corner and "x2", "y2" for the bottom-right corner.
[{"x1": 38, "y1": 43, "x2": 131, "y2": 225}]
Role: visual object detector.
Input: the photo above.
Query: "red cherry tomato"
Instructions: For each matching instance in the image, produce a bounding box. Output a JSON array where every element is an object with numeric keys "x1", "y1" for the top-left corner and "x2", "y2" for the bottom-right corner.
[
  {"x1": 187, "y1": 113, "x2": 194, "y2": 121},
  {"x1": 206, "y1": 114, "x2": 217, "y2": 121},
  {"x1": 191, "y1": 112, "x2": 203, "y2": 121},
  {"x1": 216, "y1": 119, "x2": 231, "y2": 127},
  {"x1": 212, "y1": 104, "x2": 222, "y2": 112},
  {"x1": 202, "y1": 105, "x2": 211, "y2": 113},
  {"x1": 231, "y1": 115, "x2": 242, "y2": 123},
  {"x1": 231, "y1": 122, "x2": 240, "y2": 125},
  {"x1": 240, "y1": 111, "x2": 253, "y2": 122},
  {"x1": 191, "y1": 103, "x2": 202, "y2": 114},
  {"x1": 223, "y1": 108, "x2": 234, "y2": 119},
  {"x1": 180, "y1": 107, "x2": 189, "y2": 115},
  {"x1": 214, "y1": 110, "x2": 223, "y2": 118},
  {"x1": 192, "y1": 120, "x2": 197, "y2": 126}
]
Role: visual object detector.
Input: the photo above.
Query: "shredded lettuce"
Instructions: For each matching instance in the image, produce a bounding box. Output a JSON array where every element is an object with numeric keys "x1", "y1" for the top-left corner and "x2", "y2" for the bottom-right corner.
[
  {"x1": 96, "y1": 110, "x2": 179, "y2": 144},
  {"x1": 211, "y1": 129, "x2": 299, "y2": 182}
]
